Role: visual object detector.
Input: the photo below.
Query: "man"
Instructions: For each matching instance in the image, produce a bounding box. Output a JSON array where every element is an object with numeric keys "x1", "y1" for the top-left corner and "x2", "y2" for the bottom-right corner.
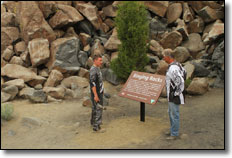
[
  {"x1": 89, "y1": 54, "x2": 106, "y2": 133},
  {"x1": 163, "y1": 49, "x2": 187, "y2": 140}
]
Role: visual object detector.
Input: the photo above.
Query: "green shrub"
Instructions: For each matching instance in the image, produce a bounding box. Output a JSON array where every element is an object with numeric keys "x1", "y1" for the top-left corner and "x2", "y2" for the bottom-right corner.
[
  {"x1": 1, "y1": 103, "x2": 14, "y2": 121},
  {"x1": 185, "y1": 79, "x2": 192, "y2": 88},
  {"x1": 110, "y1": 1, "x2": 149, "y2": 82}
]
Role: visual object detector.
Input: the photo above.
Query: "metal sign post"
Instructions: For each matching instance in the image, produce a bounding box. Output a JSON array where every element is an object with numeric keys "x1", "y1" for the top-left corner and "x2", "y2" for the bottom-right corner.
[{"x1": 140, "y1": 102, "x2": 145, "y2": 122}]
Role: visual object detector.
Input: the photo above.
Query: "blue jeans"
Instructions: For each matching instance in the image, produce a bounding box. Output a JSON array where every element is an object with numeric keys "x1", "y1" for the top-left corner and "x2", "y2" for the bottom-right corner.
[{"x1": 168, "y1": 102, "x2": 180, "y2": 136}]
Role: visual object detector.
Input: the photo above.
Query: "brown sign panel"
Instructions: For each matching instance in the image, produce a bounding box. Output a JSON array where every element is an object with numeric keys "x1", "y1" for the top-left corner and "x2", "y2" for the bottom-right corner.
[{"x1": 118, "y1": 71, "x2": 166, "y2": 105}]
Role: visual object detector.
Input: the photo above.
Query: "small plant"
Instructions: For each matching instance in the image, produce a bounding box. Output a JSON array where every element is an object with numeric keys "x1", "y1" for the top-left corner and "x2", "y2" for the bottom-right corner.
[
  {"x1": 185, "y1": 79, "x2": 192, "y2": 88},
  {"x1": 1, "y1": 103, "x2": 14, "y2": 121}
]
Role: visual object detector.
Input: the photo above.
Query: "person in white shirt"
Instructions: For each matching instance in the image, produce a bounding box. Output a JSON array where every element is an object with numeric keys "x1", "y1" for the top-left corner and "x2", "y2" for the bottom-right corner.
[{"x1": 163, "y1": 49, "x2": 187, "y2": 140}]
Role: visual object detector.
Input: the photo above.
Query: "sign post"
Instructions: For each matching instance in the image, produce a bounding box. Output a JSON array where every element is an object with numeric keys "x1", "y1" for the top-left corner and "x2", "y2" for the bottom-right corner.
[
  {"x1": 140, "y1": 102, "x2": 145, "y2": 122},
  {"x1": 119, "y1": 71, "x2": 166, "y2": 122}
]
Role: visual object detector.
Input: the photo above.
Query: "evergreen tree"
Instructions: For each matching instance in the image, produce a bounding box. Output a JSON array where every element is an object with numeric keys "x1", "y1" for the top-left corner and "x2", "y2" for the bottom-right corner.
[{"x1": 110, "y1": 1, "x2": 149, "y2": 82}]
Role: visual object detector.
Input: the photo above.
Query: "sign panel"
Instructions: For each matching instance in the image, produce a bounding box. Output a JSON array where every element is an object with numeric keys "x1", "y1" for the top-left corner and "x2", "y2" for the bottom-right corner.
[{"x1": 118, "y1": 71, "x2": 166, "y2": 105}]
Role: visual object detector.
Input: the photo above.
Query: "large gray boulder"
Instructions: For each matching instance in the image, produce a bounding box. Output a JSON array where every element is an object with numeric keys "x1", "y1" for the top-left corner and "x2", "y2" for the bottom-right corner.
[
  {"x1": 28, "y1": 90, "x2": 47, "y2": 103},
  {"x1": 192, "y1": 62, "x2": 210, "y2": 77},
  {"x1": 46, "y1": 37, "x2": 81, "y2": 73},
  {"x1": 102, "y1": 68, "x2": 120, "y2": 86}
]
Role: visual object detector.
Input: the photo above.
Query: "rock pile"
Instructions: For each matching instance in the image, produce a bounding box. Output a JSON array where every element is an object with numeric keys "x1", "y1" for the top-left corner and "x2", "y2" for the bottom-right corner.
[{"x1": 1, "y1": 1, "x2": 224, "y2": 103}]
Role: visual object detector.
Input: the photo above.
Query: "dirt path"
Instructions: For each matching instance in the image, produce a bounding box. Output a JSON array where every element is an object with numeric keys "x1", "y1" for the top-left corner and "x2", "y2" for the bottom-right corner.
[{"x1": 1, "y1": 82, "x2": 224, "y2": 149}]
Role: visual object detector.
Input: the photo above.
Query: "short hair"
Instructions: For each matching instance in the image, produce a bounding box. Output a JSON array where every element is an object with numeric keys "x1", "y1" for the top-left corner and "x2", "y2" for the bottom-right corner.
[
  {"x1": 93, "y1": 54, "x2": 102, "y2": 61},
  {"x1": 162, "y1": 49, "x2": 175, "y2": 58}
]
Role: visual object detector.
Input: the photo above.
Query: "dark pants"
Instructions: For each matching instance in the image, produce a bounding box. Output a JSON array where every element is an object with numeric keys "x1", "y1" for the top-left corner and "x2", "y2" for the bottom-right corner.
[{"x1": 90, "y1": 92, "x2": 103, "y2": 130}]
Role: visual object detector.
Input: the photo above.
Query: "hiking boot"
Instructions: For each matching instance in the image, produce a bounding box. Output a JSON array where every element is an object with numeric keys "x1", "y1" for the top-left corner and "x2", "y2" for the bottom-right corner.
[
  {"x1": 164, "y1": 131, "x2": 171, "y2": 136},
  {"x1": 93, "y1": 128, "x2": 106, "y2": 133},
  {"x1": 166, "y1": 136, "x2": 179, "y2": 140}
]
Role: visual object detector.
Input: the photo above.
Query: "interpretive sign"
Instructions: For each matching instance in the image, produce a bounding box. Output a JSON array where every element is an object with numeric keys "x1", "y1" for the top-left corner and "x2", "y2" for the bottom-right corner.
[{"x1": 119, "y1": 71, "x2": 166, "y2": 105}]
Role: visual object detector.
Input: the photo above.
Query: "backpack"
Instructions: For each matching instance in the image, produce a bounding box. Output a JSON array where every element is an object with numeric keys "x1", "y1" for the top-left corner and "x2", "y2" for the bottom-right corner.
[{"x1": 168, "y1": 62, "x2": 187, "y2": 104}]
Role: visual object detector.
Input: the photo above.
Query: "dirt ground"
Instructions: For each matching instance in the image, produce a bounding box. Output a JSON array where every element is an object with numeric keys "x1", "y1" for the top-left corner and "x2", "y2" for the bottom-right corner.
[{"x1": 1, "y1": 82, "x2": 224, "y2": 149}]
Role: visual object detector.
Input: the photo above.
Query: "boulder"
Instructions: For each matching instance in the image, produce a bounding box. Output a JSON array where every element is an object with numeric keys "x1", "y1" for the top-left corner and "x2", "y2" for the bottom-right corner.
[
  {"x1": 104, "y1": 28, "x2": 121, "y2": 51},
  {"x1": 9, "y1": 56, "x2": 24, "y2": 66},
  {"x1": 183, "y1": 63, "x2": 195, "y2": 80},
  {"x1": 182, "y1": 33, "x2": 205, "y2": 58},
  {"x1": 187, "y1": 78, "x2": 208, "y2": 95},
  {"x1": 104, "y1": 18, "x2": 114, "y2": 28},
  {"x1": 39, "y1": 69, "x2": 49, "y2": 78},
  {"x1": 79, "y1": 33, "x2": 91, "y2": 47},
  {"x1": 28, "y1": 90, "x2": 47, "y2": 103},
  {"x1": 78, "y1": 51, "x2": 88, "y2": 68},
  {"x1": 47, "y1": 95, "x2": 62, "y2": 103},
  {"x1": 144, "y1": 1, "x2": 169, "y2": 17},
  {"x1": 54, "y1": 29, "x2": 65, "y2": 39},
  {"x1": 38, "y1": 1, "x2": 56, "y2": 19},
  {"x1": 17, "y1": 1, "x2": 56, "y2": 44},
  {"x1": 95, "y1": 1, "x2": 113, "y2": 9},
  {"x1": 2, "y1": 79, "x2": 24, "y2": 90},
  {"x1": 49, "y1": 4, "x2": 84, "y2": 28},
  {"x1": 43, "y1": 87, "x2": 65, "y2": 99},
  {"x1": 61, "y1": 76, "x2": 89, "y2": 89},
  {"x1": 44, "y1": 70, "x2": 63, "y2": 87},
  {"x1": 187, "y1": 1, "x2": 206, "y2": 13},
  {"x1": 156, "y1": 60, "x2": 169, "y2": 75},
  {"x1": 147, "y1": 54, "x2": 160, "y2": 64},
  {"x1": 173, "y1": 47, "x2": 190, "y2": 63},
  {"x1": 102, "y1": 5, "x2": 117, "y2": 17},
  {"x1": 166, "y1": 3, "x2": 182, "y2": 24},
  {"x1": 56, "y1": 4, "x2": 84, "y2": 23},
  {"x1": 212, "y1": 40, "x2": 224, "y2": 65},
  {"x1": 182, "y1": 3, "x2": 194, "y2": 23},
  {"x1": 145, "y1": 65, "x2": 156, "y2": 74},
  {"x1": 187, "y1": 16, "x2": 205, "y2": 34},
  {"x1": 198, "y1": 6, "x2": 224, "y2": 23},
  {"x1": 2, "y1": 85, "x2": 18, "y2": 100},
  {"x1": 46, "y1": 37, "x2": 81, "y2": 72},
  {"x1": 64, "y1": 27, "x2": 79, "y2": 38},
  {"x1": 203, "y1": 23, "x2": 224, "y2": 45},
  {"x1": 28, "y1": 38, "x2": 50, "y2": 67},
  {"x1": 2, "y1": 45, "x2": 14, "y2": 61},
  {"x1": 19, "y1": 87, "x2": 35, "y2": 99},
  {"x1": 34, "y1": 84, "x2": 43, "y2": 90},
  {"x1": 1, "y1": 64, "x2": 46, "y2": 82},
  {"x1": 1, "y1": 12, "x2": 17, "y2": 27},
  {"x1": 14, "y1": 41, "x2": 26, "y2": 55},
  {"x1": 149, "y1": 40, "x2": 164, "y2": 57},
  {"x1": 27, "y1": 77, "x2": 46, "y2": 88},
  {"x1": 101, "y1": 23, "x2": 110, "y2": 33},
  {"x1": 1, "y1": 27, "x2": 19, "y2": 53},
  {"x1": 76, "y1": 19, "x2": 95, "y2": 36},
  {"x1": 1, "y1": 91, "x2": 12, "y2": 103},
  {"x1": 91, "y1": 39, "x2": 105, "y2": 57},
  {"x1": 78, "y1": 68, "x2": 89, "y2": 80},
  {"x1": 74, "y1": 2, "x2": 102, "y2": 30},
  {"x1": 192, "y1": 62, "x2": 210, "y2": 77},
  {"x1": 175, "y1": 19, "x2": 189, "y2": 41},
  {"x1": 86, "y1": 57, "x2": 94, "y2": 69},
  {"x1": 160, "y1": 31, "x2": 183, "y2": 50},
  {"x1": 102, "y1": 69, "x2": 120, "y2": 86}
]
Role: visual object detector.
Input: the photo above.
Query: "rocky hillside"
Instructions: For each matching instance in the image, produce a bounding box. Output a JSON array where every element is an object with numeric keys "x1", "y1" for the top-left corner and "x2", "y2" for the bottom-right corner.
[{"x1": 1, "y1": 1, "x2": 224, "y2": 103}]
